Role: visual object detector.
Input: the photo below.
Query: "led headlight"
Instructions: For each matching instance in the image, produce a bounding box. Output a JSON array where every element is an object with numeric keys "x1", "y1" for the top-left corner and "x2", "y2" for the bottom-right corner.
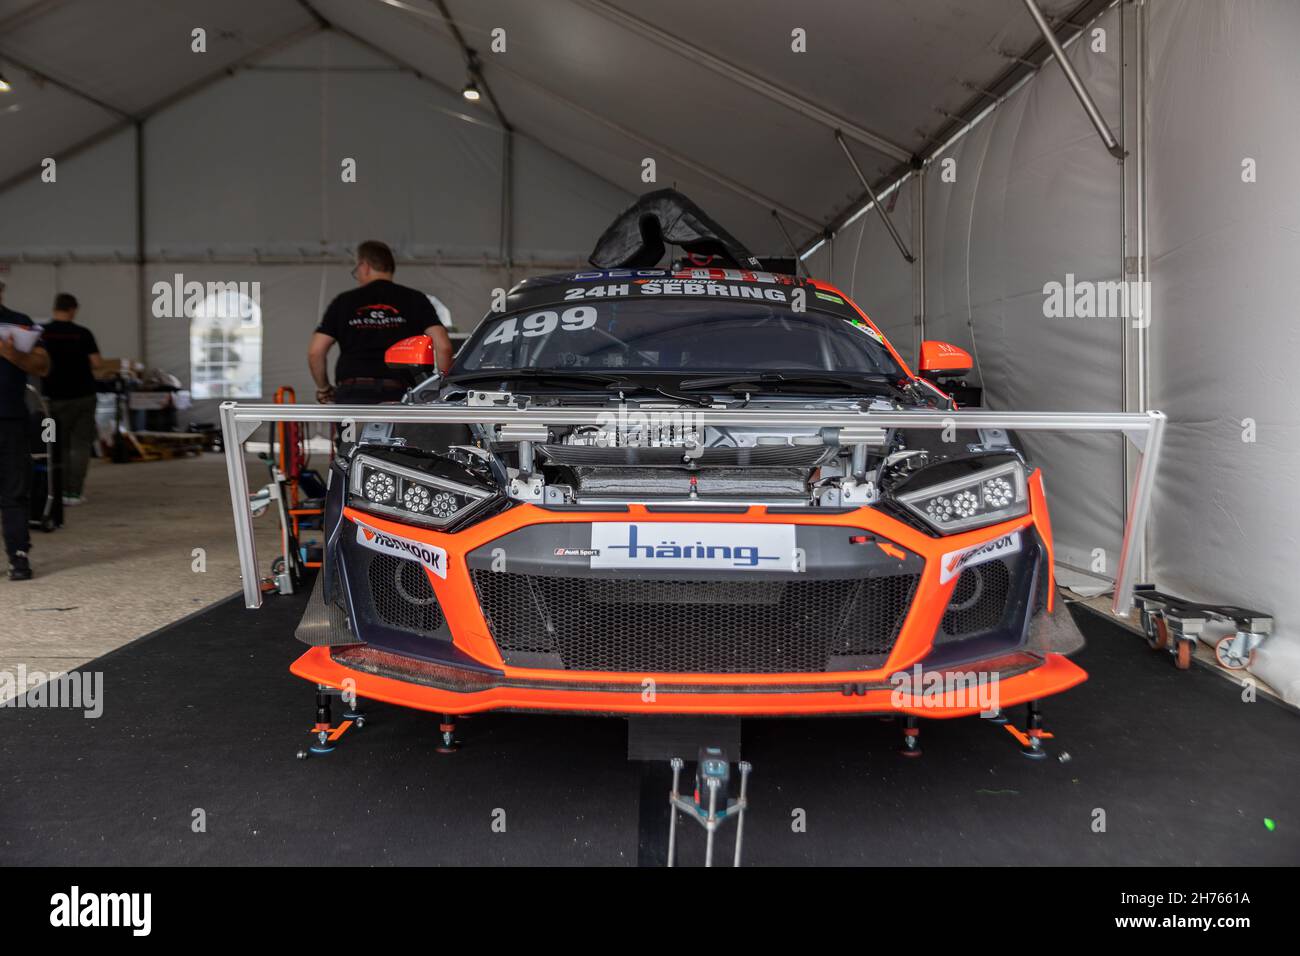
[
  {"x1": 895, "y1": 459, "x2": 1028, "y2": 533},
  {"x1": 348, "y1": 453, "x2": 494, "y2": 529}
]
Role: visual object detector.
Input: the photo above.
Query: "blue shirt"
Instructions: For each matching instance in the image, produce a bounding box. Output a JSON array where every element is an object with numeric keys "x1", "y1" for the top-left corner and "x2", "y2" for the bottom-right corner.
[{"x1": 0, "y1": 305, "x2": 39, "y2": 419}]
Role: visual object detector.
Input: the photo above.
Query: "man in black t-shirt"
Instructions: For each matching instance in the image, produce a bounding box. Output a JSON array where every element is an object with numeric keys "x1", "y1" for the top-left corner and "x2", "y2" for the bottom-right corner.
[
  {"x1": 308, "y1": 241, "x2": 453, "y2": 405},
  {"x1": 40, "y1": 293, "x2": 102, "y2": 506},
  {"x1": 0, "y1": 280, "x2": 52, "y2": 580}
]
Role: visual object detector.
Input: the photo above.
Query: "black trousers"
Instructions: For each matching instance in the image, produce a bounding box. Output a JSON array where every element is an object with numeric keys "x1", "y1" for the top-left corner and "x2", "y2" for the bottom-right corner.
[
  {"x1": 334, "y1": 379, "x2": 407, "y2": 405},
  {"x1": 0, "y1": 417, "x2": 31, "y2": 558}
]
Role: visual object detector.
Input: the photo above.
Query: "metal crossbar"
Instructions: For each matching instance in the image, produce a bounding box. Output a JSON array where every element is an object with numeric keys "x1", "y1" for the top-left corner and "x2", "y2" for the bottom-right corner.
[{"x1": 219, "y1": 402, "x2": 1165, "y2": 618}]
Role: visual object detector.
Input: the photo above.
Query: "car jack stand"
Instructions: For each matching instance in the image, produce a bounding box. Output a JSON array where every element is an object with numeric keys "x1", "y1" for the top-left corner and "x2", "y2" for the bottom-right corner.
[
  {"x1": 341, "y1": 693, "x2": 366, "y2": 728},
  {"x1": 297, "y1": 685, "x2": 356, "y2": 759},
  {"x1": 1002, "y1": 700, "x2": 1052, "y2": 759},
  {"x1": 666, "y1": 749, "x2": 751, "y2": 867},
  {"x1": 900, "y1": 715, "x2": 922, "y2": 757},
  {"x1": 436, "y1": 714, "x2": 460, "y2": 754}
]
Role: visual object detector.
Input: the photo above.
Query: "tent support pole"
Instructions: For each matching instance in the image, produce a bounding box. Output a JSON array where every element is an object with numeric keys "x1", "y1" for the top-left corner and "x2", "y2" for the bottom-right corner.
[
  {"x1": 570, "y1": 0, "x2": 913, "y2": 165},
  {"x1": 835, "y1": 131, "x2": 914, "y2": 264},
  {"x1": 1021, "y1": 0, "x2": 1125, "y2": 160},
  {"x1": 1120, "y1": 0, "x2": 1151, "y2": 581},
  {"x1": 770, "y1": 211, "x2": 803, "y2": 276},
  {"x1": 912, "y1": 173, "x2": 926, "y2": 363},
  {"x1": 135, "y1": 119, "x2": 147, "y2": 366}
]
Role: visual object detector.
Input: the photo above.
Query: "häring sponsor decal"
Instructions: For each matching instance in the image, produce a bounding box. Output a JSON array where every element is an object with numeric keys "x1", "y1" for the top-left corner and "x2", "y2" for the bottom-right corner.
[
  {"x1": 939, "y1": 531, "x2": 1021, "y2": 585},
  {"x1": 355, "y1": 520, "x2": 447, "y2": 579}
]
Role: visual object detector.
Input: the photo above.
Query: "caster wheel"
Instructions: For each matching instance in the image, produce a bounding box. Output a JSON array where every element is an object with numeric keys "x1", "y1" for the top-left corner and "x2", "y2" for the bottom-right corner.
[
  {"x1": 1175, "y1": 638, "x2": 1193, "y2": 670},
  {"x1": 1214, "y1": 635, "x2": 1253, "y2": 671},
  {"x1": 353, "y1": 716, "x2": 366, "y2": 729},
  {"x1": 1152, "y1": 617, "x2": 1169, "y2": 651},
  {"x1": 296, "y1": 749, "x2": 309, "y2": 760}
]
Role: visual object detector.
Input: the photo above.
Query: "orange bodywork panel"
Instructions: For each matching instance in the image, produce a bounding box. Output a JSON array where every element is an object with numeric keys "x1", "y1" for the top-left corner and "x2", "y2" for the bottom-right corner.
[{"x1": 294, "y1": 469, "x2": 1081, "y2": 716}]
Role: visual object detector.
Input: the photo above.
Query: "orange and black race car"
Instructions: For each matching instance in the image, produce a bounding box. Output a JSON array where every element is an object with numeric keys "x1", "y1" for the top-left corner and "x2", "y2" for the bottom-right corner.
[{"x1": 289, "y1": 263, "x2": 1087, "y2": 755}]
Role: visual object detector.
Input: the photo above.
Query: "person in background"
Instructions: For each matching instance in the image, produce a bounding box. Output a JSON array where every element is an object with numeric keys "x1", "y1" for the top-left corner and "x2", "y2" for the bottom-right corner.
[
  {"x1": 0, "y1": 280, "x2": 52, "y2": 580},
  {"x1": 39, "y1": 293, "x2": 102, "y2": 506},
  {"x1": 308, "y1": 240, "x2": 453, "y2": 405}
]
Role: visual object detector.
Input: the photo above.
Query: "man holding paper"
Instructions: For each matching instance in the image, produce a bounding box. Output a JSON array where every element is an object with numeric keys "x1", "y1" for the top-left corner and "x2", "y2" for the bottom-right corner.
[{"x1": 0, "y1": 281, "x2": 51, "y2": 581}]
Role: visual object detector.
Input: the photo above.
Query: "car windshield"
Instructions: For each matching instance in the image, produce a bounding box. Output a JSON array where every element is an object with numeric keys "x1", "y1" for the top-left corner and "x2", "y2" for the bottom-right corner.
[{"x1": 453, "y1": 299, "x2": 905, "y2": 380}]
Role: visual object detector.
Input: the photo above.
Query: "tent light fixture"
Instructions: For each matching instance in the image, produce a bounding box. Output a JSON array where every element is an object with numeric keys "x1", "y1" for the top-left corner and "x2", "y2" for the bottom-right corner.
[
  {"x1": 0, "y1": 73, "x2": 11, "y2": 93},
  {"x1": 461, "y1": 78, "x2": 480, "y2": 102}
]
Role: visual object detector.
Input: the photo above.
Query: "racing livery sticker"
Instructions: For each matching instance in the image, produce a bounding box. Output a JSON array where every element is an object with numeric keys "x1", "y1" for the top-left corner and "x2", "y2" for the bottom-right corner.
[
  {"x1": 564, "y1": 281, "x2": 788, "y2": 302},
  {"x1": 355, "y1": 520, "x2": 448, "y2": 579},
  {"x1": 939, "y1": 531, "x2": 1021, "y2": 585},
  {"x1": 589, "y1": 522, "x2": 796, "y2": 571}
]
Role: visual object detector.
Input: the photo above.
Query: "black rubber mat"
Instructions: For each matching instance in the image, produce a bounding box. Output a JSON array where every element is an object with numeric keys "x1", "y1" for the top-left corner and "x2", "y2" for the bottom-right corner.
[{"x1": 1, "y1": 588, "x2": 1296, "y2": 865}]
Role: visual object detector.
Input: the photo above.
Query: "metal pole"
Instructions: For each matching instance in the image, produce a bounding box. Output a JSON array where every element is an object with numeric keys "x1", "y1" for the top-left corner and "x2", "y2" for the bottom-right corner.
[
  {"x1": 135, "y1": 120, "x2": 147, "y2": 366},
  {"x1": 667, "y1": 757, "x2": 682, "y2": 867},
  {"x1": 770, "y1": 211, "x2": 803, "y2": 276},
  {"x1": 569, "y1": 0, "x2": 913, "y2": 164},
  {"x1": 733, "y1": 761, "x2": 751, "y2": 867},
  {"x1": 220, "y1": 402, "x2": 263, "y2": 609},
  {"x1": 1121, "y1": 0, "x2": 1151, "y2": 582},
  {"x1": 835, "y1": 131, "x2": 914, "y2": 264},
  {"x1": 704, "y1": 778, "x2": 719, "y2": 868},
  {"x1": 912, "y1": 172, "x2": 926, "y2": 363},
  {"x1": 1021, "y1": 0, "x2": 1125, "y2": 160},
  {"x1": 1112, "y1": 412, "x2": 1165, "y2": 616}
]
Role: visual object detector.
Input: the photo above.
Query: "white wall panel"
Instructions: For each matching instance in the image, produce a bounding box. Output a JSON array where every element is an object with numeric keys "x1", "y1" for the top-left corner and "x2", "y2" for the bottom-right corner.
[{"x1": 1147, "y1": 0, "x2": 1300, "y2": 702}]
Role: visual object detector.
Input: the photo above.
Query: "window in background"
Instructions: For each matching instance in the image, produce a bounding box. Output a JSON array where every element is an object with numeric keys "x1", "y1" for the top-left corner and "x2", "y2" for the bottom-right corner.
[{"x1": 189, "y1": 289, "x2": 262, "y2": 399}]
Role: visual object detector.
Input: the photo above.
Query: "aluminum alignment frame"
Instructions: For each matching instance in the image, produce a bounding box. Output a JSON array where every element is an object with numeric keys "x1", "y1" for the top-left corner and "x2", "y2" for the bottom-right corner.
[{"x1": 220, "y1": 403, "x2": 1165, "y2": 616}]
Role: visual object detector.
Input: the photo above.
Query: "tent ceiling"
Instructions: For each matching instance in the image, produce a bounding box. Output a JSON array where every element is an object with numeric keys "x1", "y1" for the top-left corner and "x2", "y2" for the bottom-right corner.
[{"x1": 0, "y1": 0, "x2": 1107, "y2": 252}]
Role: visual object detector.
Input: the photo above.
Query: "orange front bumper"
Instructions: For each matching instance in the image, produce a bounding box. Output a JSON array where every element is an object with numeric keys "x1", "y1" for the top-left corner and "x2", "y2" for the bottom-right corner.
[
  {"x1": 291, "y1": 646, "x2": 1086, "y2": 718},
  {"x1": 300, "y1": 467, "x2": 1082, "y2": 717}
]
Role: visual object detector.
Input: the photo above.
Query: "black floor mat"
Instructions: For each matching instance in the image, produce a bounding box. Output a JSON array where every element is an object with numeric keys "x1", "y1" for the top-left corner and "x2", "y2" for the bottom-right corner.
[{"x1": 1, "y1": 590, "x2": 1296, "y2": 865}]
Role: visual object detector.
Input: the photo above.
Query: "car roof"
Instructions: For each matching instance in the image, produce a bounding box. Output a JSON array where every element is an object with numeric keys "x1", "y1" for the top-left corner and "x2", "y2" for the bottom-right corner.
[{"x1": 504, "y1": 267, "x2": 862, "y2": 321}]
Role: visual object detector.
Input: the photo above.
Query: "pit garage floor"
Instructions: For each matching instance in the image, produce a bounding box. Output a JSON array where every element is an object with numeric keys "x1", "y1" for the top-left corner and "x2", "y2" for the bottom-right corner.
[
  {"x1": 0, "y1": 453, "x2": 281, "y2": 702},
  {"x1": 1, "y1": 583, "x2": 1296, "y2": 866}
]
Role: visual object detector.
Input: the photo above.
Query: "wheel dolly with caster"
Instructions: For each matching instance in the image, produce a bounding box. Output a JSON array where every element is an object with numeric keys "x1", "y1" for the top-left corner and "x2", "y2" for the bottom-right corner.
[{"x1": 1133, "y1": 585, "x2": 1272, "y2": 671}]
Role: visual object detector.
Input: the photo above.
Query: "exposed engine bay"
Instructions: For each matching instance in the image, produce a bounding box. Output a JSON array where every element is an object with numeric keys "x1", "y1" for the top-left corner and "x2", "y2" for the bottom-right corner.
[{"x1": 356, "y1": 393, "x2": 1020, "y2": 512}]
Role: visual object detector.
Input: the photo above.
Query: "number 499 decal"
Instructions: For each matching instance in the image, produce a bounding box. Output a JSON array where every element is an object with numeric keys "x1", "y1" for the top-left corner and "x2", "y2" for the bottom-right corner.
[{"x1": 482, "y1": 306, "x2": 598, "y2": 346}]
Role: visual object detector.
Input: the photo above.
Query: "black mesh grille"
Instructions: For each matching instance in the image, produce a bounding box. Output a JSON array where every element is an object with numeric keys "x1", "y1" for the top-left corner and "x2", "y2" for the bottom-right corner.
[
  {"x1": 470, "y1": 571, "x2": 919, "y2": 673},
  {"x1": 364, "y1": 554, "x2": 444, "y2": 634},
  {"x1": 941, "y1": 559, "x2": 1012, "y2": 637}
]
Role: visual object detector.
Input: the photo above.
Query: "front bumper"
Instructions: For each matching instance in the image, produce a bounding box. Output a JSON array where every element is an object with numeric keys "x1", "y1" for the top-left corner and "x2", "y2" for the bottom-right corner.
[{"x1": 294, "y1": 468, "x2": 1087, "y2": 716}]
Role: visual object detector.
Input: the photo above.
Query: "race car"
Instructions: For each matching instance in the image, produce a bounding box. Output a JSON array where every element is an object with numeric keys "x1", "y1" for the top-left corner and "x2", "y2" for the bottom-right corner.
[{"x1": 288, "y1": 262, "x2": 1087, "y2": 753}]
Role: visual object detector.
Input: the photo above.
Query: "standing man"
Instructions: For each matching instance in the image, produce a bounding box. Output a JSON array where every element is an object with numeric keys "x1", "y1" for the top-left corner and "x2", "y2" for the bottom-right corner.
[
  {"x1": 308, "y1": 241, "x2": 453, "y2": 405},
  {"x1": 0, "y1": 281, "x2": 52, "y2": 580},
  {"x1": 40, "y1": 293, "x2": 102, "y2": 506}
]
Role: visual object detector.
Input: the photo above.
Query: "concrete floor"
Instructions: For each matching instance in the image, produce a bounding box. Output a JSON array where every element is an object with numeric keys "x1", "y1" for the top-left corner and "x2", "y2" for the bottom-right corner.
[{"x1": 0, "y1": 451, "x2": 281, "y2": 701}]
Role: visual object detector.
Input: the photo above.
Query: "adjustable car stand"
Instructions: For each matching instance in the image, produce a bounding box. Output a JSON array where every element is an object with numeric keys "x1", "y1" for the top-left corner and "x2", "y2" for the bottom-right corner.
[
  {"x1": 666, "y1": 748, "x2": 752, "y2": 867},
  {"x1": 1000, "y1": 700, "x2": 1053, "y2": 759},
  {"x1": 436, "y1": 714, "x2": 460, "y2": 754},
  {"x1": 296, "y1": 684, "x2": 362, "y2": 759}
]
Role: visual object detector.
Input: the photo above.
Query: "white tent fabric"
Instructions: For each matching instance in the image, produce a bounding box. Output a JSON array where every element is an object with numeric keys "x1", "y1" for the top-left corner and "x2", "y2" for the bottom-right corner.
[
  {"x1": 1146, "y1": 0, "x2": 1300, "y2": 702},
  {"x1": 808, "y1": 6, "x2": 1126, "y2": 580}
]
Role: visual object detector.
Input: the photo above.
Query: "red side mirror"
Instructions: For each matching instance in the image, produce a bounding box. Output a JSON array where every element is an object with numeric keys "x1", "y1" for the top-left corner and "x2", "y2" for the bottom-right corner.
[
  {"x1": 385, "y1": 335, "x2": 435, "y2": 370},
  {"x1": 918, "y1": 340, "x2": 973, "y2": 379}
]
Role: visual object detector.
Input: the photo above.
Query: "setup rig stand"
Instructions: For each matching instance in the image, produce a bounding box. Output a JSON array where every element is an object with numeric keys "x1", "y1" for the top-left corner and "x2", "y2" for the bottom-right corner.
[{"x1": 667, "y1": 748, "x2": 752, "y2": 867}]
